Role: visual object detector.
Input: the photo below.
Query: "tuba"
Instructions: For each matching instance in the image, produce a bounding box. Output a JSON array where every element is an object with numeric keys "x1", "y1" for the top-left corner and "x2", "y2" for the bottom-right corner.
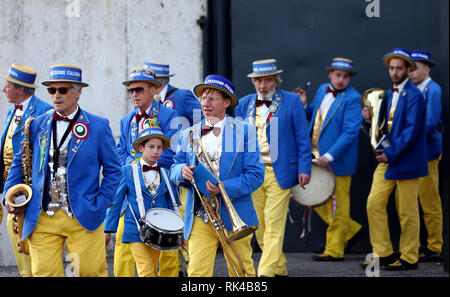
[
  {"x1": 188, "y1": 128, "x2": 256, "y2": 276},
  {"x1": 4, "y1": 116, "x2": 35, "y2": 255},
  {"x1": 360, "y1": 88, "x2": 386, "y2": 151}
]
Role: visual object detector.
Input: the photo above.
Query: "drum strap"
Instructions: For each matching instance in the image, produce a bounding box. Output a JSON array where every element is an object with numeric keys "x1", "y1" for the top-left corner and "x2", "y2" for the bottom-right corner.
[
  {"x1": 132, "y1": 163, "x2": 146, "y2": 219},
  {"x1": 160, "y1": 167, "x2": 180, "y2": 215},
  {"x1": 128, "y1": 201, "x2": 141, "y2": 232}
]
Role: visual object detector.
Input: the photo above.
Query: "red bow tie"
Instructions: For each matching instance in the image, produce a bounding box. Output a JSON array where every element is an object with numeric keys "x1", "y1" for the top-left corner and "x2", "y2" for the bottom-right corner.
[
  {"x1": 201, "y1": 125, "x2": 221, "y2": 136},
  {"x1": 134, "y1": 112, "x2": 150, "y2": 123},
  {"x1": 326, "y1": 87, "x2": 338, "y2": 97},
  {"x1": 53, "y1": 113, "x2": 71, "y2": 122},
  {"x1": 142, "y1": 164, "x2": 160, "y2": 172},
  {"x1": 255, "y1": 99, "x2": 271, "y2": 107},
  {"x1": 14, "y1": 104, "x2": 23, "y2": 110},
  {"x1": 390, "y1": 87, "x2": 399, "y2": 93}
]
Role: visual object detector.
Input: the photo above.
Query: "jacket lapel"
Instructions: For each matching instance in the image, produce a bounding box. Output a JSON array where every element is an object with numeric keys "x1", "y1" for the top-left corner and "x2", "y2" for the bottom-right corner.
[
  {"x1": 220, "y1": 116, "x2": 240, "y2": 179},
  {"x1": 38, "y1": 113, "x2": 53, "y2": 174},
  {"x1": 67, "y1": 109, "x2": 89, "y2": 168},
  {"x1": 321, "y1": 90, "x2": 345, "y2": 132}
]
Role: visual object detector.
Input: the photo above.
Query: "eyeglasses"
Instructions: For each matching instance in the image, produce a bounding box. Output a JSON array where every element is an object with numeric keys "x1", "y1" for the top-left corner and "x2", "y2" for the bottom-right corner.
[
  {"x1": 200, "y1": 96, "x2": 220, "y2": 103},
  {"x1": 47, "y1": 87, "x2": 73, "y2": 95},
  {"x1": 127, "y1": 87, "x2": 145, "y2": 94}
]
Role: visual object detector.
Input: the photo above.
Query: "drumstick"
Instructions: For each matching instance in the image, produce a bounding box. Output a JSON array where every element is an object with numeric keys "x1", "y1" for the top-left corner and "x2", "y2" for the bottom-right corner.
[{"x1": 303, "y1": 81, "x2": 311, "y2": 91}]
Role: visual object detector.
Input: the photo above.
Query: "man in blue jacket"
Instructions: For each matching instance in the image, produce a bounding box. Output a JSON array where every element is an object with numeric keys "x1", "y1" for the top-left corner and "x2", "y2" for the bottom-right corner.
[
  {"x1": 408, "y1": 50, "x2": 443, "y2": 262},
  {"x1": 170, "y1": 75, "x2": 264, "y2": 276},
  {"x1": 235, "y1": 59, "x2": 311, "y2": 277},
  {"x1": 4, "y1": 64, "x2": 122, "y2": 276},
  {"x1": 361, "y1": 49, "x2": 427, "y2": 271},
  {"x1": 295, "y1": 57, "x2": 363, "y2": 261},
  {"x1": 1, "y1": 63, "x2": 53, "y2": 277}
]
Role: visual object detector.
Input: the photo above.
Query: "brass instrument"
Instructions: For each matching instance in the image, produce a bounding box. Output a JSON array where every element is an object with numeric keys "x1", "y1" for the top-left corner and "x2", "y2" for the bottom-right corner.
[
  {"x1": 188, "y1": 128, "x2": 257, "y2": 277},
  {"x1": 360, "y1": 88, "x2": 386, "y2": 150},
  {"x1": 5, "y1": 116, "x2": 35, "y2": 255}
]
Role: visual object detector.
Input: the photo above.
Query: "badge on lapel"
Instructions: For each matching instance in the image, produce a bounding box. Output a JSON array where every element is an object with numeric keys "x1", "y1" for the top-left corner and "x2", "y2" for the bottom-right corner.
[
  {"x1": 72, "y1": 122, "x2": 89, "y2": 139},
  {"x1": 163, "y1": 99, "x2": 174, "y2": 110}
]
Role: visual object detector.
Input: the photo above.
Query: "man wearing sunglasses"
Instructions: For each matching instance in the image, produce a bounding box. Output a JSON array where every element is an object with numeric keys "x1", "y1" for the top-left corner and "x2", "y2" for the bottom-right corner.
[
  {"x1": 3, "y1": 64, "x2": 122, "y2": 276},
  {"x1": 1, "y1": 63, "x2": 52, "y2": 277}
]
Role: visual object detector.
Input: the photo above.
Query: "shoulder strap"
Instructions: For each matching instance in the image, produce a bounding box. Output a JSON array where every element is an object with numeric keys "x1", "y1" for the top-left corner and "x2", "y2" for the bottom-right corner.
[
  {"x1": 165, "y1": 87, "x2": 178, "y2": 100},
  {"x1": 160, "y1": 167, "x2": 180, "y2": 215},
  {"x1": 131, "y1": 163, "x2": 146, "y2": 219}
]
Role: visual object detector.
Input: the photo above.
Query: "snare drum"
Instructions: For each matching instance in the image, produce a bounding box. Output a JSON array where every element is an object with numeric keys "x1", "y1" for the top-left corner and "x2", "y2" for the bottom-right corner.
[
  {"x1": 291, "y1": 161, "x2": 336, "y2": 207},
  {"x1": 139, "y1": 208, "x2": 184, "y2": 250}
]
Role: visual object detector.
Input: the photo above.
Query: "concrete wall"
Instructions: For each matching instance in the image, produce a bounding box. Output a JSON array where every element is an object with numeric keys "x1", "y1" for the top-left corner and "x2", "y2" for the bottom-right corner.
[{"x1": 0, "y1": 0, "x2": 206, "y2": 267}]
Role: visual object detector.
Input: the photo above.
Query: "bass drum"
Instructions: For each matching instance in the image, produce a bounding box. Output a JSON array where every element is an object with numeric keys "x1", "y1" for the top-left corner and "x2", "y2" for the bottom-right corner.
[
  {"x1": 139, "y1": 208, "x2": 184, "y2": 250},
  {"x1": 291, "y1": 161, "x2": 336, "y2": 207}
]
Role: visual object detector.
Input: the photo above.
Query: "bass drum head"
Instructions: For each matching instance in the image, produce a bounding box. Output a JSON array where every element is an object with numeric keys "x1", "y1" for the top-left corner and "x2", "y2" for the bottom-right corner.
[
  {"x1": 291, "y1": 162, "x2": 335, "y2": 207},
  {"x1": 144, "y1": 208, "x2": 184, "y2": 233}
]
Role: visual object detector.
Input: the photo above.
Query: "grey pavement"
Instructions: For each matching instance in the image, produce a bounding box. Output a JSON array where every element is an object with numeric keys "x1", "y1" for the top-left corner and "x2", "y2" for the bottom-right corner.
[{"x1": 0, "y1": 252, "x2": 447, "y2": 277}]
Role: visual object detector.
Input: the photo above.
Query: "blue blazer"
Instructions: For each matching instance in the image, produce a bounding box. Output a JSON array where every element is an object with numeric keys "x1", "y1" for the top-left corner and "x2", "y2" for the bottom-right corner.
[
  {"x1": 104, "y1": 164, "x2": 179, "y2": 243},
  {"x1": 162, "y1": 84, "x2": 203, "y2": 126},
  {"x1": 116, "y1": 99, "x2": 180, "y2": 169},
  {"x1": 422, "y1": 79, "x2": 442, "y2": 161},
  {"x1": 382, "y1": 79, "x2": 428, "y2": 180},
  {"x1": 305, "y1": 84, "x2": 362, "y2": 176},
  {"x1": 235, "y1": 90, "x2": 312, "y2": 189},
  {"x1": 1, "y1": 95, "x2": 52, "y2": 193},
  {"x1": 169, "y1": 116, "x2": 264, "y2": 240},
  {"x1": 4, "y1": 108, "x2": 122, "y2": 239}
]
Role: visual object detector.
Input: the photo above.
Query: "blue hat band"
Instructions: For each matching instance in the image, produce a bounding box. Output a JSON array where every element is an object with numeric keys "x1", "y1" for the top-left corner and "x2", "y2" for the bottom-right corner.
[
  {"x1": 390, "y1": 49, "x2": 411, "y2": 59},
  {"x1": 204, "y1": 77, "x2": 235, "y2": 94},
  {"x1": 144, "y1": 63, "x2": 170, "y2": 76},
  {"x1": 50, "y1": 66, "x2": 82, "y2": 82},
  {"x1": 331, "y1": 60, "x2": 353, "y2": 71},
  {"x1": 130, "y1": 70, "x2": 156, "y2": 81},
  {"x1": 411, "y1": 52, "x2": 430, "y2": 60},
  {"x1": 141, "y1": 128, "x2": 164, "y2": 138},
  {"x1": 253, "y1": 61, "x2": 277, "y2": 74},
  {"x1": 8, "y1": 67, "x2": 36, "y2": 85}
]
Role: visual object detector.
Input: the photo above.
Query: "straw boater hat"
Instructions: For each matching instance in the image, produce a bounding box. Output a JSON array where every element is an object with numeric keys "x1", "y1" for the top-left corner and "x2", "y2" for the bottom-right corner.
[
  {"x1": 193, "y1": 74, "x2": 238, "y2": 107},
  {"x1": 122, "y1": 67, "x2": 161, "y2": 87},
  {"x1": 143, "y1": 62, "x2": 175, "y2": 77},
  {"x1": 41, "y1": 64, "x2": 89, "y2": 87},
  {"x1": 410, "y1": 50, "x2": 436, "y2": 67},
  {"x1": 132, "y1": 127, "x2": 170, "y2": 152},
  {"x1": 247, "y1": 59, "x2": 283, "y2": 78},
  {"x1": 2, "y1": 63, "x2": 38, "y2": 88},
  {"x1": 325, "y1": 57, "x2": 357, "y2": 76},
  {"x1": 383, "y1": 48, "x2": 416, "y2": 71}
]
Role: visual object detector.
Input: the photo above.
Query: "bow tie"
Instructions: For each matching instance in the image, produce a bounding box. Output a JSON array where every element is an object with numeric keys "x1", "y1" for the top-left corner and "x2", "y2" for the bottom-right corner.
[
  {"x1": 142, "y1": 164, "x2": 160, "y2": 172},
  {"x1": 255, "y1": 99, "x2": 271, "y2": 108},
  {"x1": 326, "y1": 87, "x2": 338, "y2": 97},
  {"x1": 201, "y1": 125, "x2": 221, "y2": 136},
  {"x1": 390, "y1": 87, "x2": 399, "y2": 93},
  {"x1": 14, "y1": 104, "x2": 23, "y2": 110},
  {"x1": 53, "y1": 113, "x2": 71, "y2": 122},
  {"x1": 134, "y1": 112, "x2": 150, "y2": 123}
]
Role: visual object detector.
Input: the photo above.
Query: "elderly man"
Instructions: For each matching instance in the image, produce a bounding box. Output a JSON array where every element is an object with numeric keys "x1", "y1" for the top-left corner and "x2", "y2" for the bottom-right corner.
[
  {"x1": 408, "y1": 50, "x2": 443, "y2": 262},
  {"x1": 1, "y1": 63, "x2": 53, "y2": 277},
  {"x1": 111, "y1": 67, "x2": 180, "y2": 277},
  {"x1": 235, "y1": 59, "x2": 311, "y2": 277},
  {"x1": 361, "y1": 49, "x2": 427, "y2": 271},
  {"x1": 4, "y1": 64, "x2": 122, "y2": 276},
  {"x1": 294, "y1": 57, "x2": 363, "y2": 261},
  {"x1": 170, "y1": 75, "x2": 264, "y2": 277}
]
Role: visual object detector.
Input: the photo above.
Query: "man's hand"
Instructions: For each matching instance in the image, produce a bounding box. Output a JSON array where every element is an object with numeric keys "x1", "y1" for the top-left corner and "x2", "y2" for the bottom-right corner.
[
  {"x1": 362, "y1": 107, "x2": 373, "y2": 122},
  {"x1": 316, "y1": 156, "x2": 331, "y2": 168},
  {"x1": 206, "y1": 180, "x2": 220, "y2": 196},
  {"x1": 6, "y1": 203, "x2": 25, "y2": 216},
  {"x1": 375, "y1": 150, "x2": 389, "y2": 163},
  {"x1": 293, "y1": 87, "x2": 307, "y2": 106},
  {"x1": 298, "y1": 174, "x2": 311, "y2": 188},
  {"x1": 104, "y1": 233, "x2": 112, "y2": 247},
  {"x1": 182, "y1": 165, "x2": 196, "y2": 181}
]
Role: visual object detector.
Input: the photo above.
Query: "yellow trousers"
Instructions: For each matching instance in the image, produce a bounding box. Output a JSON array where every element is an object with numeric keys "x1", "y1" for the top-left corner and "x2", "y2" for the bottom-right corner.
[
  {"x1": 395, "y1": 156, "x2": 443, "y2": 253},
  {"x1": 187, "y1": 216, "x2": 255, "y2": 277},
  {"x1": 129, "y1": 242, "x2": 160, "y2": 277},
  {"x1": 314, "y1": 175, "x2": 362, "y2": 258},
  {"x1": 113, "y1": 214, "x2": 136, "y2": 277},
  {"x1": 251, "y1": 165, "x2": 291, "y2": 277},
  {"x1": 367, "y1": 163, "x2": 420, "y2": 264},
  {"x1": 28, "y1": 209, "x2": 108, "y2": 277},
  {"x1": 7, "y1": 213, "x2": 32, "y2": 277}
]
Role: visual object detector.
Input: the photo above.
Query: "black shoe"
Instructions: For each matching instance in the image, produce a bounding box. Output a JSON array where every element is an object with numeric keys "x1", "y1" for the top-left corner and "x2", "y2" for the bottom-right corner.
[
  {"x1": 313, "y1": 253, "x2": 344, "y2": 262},
  {"x1": 344, "y1": 227, "x2": 364, "y2": 253},
  {"x1": 384, "y1": 259, "x2": 418, "y2": 271},
  {"x1": 419, "y1": 248, "x2": 442, "y2": 262},
  {"x1": 360, "y1": 252, "x2": 399, "y2": 269}
]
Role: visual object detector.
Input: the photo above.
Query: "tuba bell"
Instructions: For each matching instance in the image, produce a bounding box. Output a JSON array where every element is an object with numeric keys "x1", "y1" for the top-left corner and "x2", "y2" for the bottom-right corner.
[{"x1": 360, "y1": 88, "x2": 386, "y2": 151}]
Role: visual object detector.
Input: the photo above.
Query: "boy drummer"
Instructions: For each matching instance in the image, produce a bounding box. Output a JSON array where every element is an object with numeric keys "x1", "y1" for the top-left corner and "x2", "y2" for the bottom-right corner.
[{"x1": 104, "y1": 125, "x2": 181, "y2": 277}]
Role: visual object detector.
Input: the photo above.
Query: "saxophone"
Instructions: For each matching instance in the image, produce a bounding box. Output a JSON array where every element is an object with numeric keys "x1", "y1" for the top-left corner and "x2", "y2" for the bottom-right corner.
[{"x1": 5, "y1": 116, "x2": 35, "y2": 255}]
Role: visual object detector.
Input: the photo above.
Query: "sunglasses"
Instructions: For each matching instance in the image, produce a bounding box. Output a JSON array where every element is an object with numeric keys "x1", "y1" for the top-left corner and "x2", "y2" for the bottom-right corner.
[
  {"x1": 47, "y1": 87, "x2": 73, "y2": 95},
  {"x1": 127, "y1": 87, "x2": 145, "y2": 94}
]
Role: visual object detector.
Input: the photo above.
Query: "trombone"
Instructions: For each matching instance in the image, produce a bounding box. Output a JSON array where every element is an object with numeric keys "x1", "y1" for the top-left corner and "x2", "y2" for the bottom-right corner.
[{"x1": 188, "y1": 128, "x2": 257, "y2": 277}]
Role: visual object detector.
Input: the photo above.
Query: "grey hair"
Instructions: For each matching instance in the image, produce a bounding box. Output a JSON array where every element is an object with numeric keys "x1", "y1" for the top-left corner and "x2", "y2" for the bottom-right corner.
[
  {"x1": 251, "y1": 74, "x2": 283, "y2": 87},
  {"x1": 72, "y1": 83, "x2": 83, "y2": 93},
  {"x1": 157, "y1": 77, "x2": 170, "y2": 86},
  {"x1": 13, "y1": 83, "x2": 35, "y2": 95}
]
